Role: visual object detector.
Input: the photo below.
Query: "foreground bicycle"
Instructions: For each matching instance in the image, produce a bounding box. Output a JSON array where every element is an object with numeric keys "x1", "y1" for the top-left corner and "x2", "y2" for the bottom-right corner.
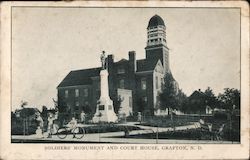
[{"x1": 56, "y1": 125, "x2": 85, "y2": 139}]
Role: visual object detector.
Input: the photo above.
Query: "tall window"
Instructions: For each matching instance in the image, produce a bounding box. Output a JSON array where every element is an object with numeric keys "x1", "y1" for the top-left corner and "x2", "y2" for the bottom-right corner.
[
  {"x1": 119, "y1": 79, "x2": 125, "y2": 89},
  {"x1": 75, "y1": 101, "x2": 79, "y2": 107},
  {"x1": 64, "y1": 90, "x2": 68, "y2": 98},
  {"x1": 161, "y1": 78, "x2": 164, "y2": 89},
  {"x1": 141, "y1": 78, "x2": 147, "y2": 90},
  {"x1": 75, "y1": 89, "x2": 79, "y2": 97},
  {"x1": 156, "y1": 76, "x2": 159, "y2": 89},
  {"x1": 83, "y1": 88, "x2": 88, "y2": 97},
  {"x1": 129, "y1": 97, "x2": 132, "y2": 108}
]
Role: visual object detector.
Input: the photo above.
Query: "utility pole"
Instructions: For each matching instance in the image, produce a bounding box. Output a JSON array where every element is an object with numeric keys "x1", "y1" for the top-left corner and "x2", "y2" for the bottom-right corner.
[{"x1": 156, "y1": 121, "x2": 159, "y2": 144}]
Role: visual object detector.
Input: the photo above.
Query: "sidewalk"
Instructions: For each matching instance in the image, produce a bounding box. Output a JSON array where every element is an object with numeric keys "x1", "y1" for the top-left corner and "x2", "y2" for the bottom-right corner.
[
  {"x1": 12, "y1": 134, "x2": 237, "y2": 144},
  {"x1": 12, "y1": 122, "x2": 238, "y2": 144}
]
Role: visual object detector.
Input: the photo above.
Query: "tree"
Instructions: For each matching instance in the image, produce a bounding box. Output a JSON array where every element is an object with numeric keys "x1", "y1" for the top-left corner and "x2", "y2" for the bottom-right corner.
[
  {"x1": 41, "y1": 105, "x2": 48, "y2": 118},
  {"x1": 58, "y1": 99, "x2": 67, "y2": 113},
  {"x1": 218, "y1": 88, "x2": 240, "y2": 110},
  {"x1": 137, "y1": 97, "x2": 147, "y2": 113},
  {"x1": 159, "y1": 73, "x2": 179, "y2": 111},
  {"x1": 82, "y1": 103, "x2": 92, "y2": 114},
  {"x1": 177, "y1": 89, "x2": 188, "y2": 112},
  {"x1": 52, "y1": 98, "x2": 59, "y2": 111},
  {"x1": 204, "y1": 87, "x2": 218, "y2": 109},
  {"x1": 112, "y1": 94, "x2": 124, "y2": 114}
]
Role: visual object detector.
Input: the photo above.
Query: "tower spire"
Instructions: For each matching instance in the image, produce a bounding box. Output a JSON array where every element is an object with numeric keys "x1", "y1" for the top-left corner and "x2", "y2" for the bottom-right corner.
[{"x1": 145, "y1": 15, "x2": 170, "y2": 74}]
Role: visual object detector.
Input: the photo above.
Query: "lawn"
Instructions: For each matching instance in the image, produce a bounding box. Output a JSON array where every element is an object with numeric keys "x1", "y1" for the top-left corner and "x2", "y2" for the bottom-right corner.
[
  {"x1": 113, "y1": 127, "x2": 240, "y2": 142},
  {"x1": 136, "y1": 115, "x2": 195, "y2": 128}
]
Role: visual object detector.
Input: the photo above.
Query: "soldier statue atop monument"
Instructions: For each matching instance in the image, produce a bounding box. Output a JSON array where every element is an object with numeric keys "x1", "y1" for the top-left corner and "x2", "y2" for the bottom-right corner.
[
  {"x1": 92, "y1": 50, "x2": 118, "y2": 123},
  {"x1": 100, "y1": 51, "x2": 106, "y2": 70}
]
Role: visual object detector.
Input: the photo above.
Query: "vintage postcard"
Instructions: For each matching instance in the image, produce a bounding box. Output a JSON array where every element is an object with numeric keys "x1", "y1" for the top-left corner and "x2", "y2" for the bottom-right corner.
[{"x1": 0, "y1": 1, "x2": 249, "y2": 159}]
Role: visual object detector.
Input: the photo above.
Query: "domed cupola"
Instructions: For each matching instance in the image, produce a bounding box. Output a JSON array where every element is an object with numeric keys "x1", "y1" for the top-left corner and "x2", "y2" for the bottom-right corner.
[
  {"x1": 146, "y1": 15, "x2": 167, "y2": 47},
  {"x1": 147, "y1": 14, "x2": 165, "y2": 29}
]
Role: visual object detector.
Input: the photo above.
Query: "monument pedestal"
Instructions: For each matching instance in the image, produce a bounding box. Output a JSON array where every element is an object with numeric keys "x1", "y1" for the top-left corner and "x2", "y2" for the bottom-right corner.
[{"x1": 92, "y1": 69, "x2": 118, "y2": 123}]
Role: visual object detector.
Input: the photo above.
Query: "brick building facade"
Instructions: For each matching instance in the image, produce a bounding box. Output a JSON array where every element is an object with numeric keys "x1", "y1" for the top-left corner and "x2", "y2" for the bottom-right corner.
[{"x1": 57, "y1": 15, "x2": 178, "y2": 119}]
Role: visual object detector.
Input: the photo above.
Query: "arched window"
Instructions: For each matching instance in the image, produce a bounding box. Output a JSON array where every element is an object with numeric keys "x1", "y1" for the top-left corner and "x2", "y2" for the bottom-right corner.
[
  {"x1": 64, "y1": 90, "x2": 68, "y2": 98},
  {"x1": 83, "y1": 88, "x2": 88, "y2": 97},
  {"x1": 141, "y1": 78, "x2": 147, "y2": 90},
  {"x1": 156, "y1": 76, "x2": 159, "y2": 89},
  {"x1": 75, "y1": 89, "x2": 79, "y2": 97}
]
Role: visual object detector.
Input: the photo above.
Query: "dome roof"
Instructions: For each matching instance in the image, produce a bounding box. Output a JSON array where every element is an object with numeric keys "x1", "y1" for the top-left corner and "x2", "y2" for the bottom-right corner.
[{"x1": 147, "y1": 15, "x2": 165, "y2": 29}]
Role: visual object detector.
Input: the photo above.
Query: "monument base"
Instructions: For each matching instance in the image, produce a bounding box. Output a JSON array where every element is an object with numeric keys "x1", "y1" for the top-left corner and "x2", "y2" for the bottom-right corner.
[{"x1": 92, "y1": 97, "x2": 118, "y2": 123}]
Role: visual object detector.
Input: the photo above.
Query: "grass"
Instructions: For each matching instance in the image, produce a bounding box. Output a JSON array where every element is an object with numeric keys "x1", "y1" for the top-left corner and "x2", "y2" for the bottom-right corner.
[{"x1": 113, "y1": 128, "x2": 240, "y2": 142}]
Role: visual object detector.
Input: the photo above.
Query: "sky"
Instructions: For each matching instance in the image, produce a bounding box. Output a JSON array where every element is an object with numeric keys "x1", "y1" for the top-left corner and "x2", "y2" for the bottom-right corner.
[{"x1": 12, "y1": 7, "x2": 240, "y2": 111}]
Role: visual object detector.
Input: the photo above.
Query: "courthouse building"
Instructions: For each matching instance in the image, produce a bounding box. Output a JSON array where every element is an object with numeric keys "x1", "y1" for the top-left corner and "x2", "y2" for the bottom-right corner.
[{"x1": 57, "y1": 15, "x2": 178, "y2": 118}]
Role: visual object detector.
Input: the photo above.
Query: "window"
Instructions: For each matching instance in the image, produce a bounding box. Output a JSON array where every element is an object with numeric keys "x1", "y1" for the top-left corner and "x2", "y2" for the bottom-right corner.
[
  {"x1": 156, "y1": 76, "x2": 159, "y2": 89},
  {"x1": 141, "y1": 78, "x2": 147, "y2": 90},
  {"x1": 66, "y1": 103, "x2": 71, "y2": 112},
  {"x1": 85, "y1": 101, "x2": 89, "y2": 105},
  {"x1": 143, "y1": 96, "x2": 147, "y2": 102},
  {"x1": 75, "y1": 89, "x2": 79, "y2": 97},
  {"x1": 83, "y1": 88, "x2": 88, "y2": 97},
  {"x1": 117, "y1": 67, "x2": 125, "y2": 74},
  {"x1": 75, "y1": 101, "x2": 80, "y2": 112},
  {"x1": 75, "y1": 101, "x2": 79, "y2": 107},
  {"x1": 64, "y1": 90, "x2": 68, "y2": 98},
  {"x1": 129, "y1": 97, "x2": 132, "y2": 108},
  {"x1": 119, "y1": 79, "x2": 125, "y2": 89}
]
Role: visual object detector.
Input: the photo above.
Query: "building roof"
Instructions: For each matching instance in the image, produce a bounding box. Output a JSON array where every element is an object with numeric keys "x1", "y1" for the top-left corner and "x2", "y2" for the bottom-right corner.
[
  {"x1": 58, "y1": 57, "x2": 162, "y2": 88},
  {"x1": 116, "y1": 58, "x2": 128, "y2": 63},
  {"x1": 136, "y1": 59, "x2": 159, "y2": 72},
  {"x1": 147, "y1": 14, "x2": 165, "y2": 29},
  {"x1": 57, "y1": 67, "x2": 101, "y2": 88},
  {"x1": 189, "y1": 90, "x2": 205, "y2": 100}
]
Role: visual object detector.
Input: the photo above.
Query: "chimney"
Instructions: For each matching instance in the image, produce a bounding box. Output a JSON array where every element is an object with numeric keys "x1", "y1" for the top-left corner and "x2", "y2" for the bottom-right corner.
[
  {"x1": 129, "y1": 51, "x2": 136, "y2": 72},
  {"x1": 107, "y1": 54, "x2": 114, "y2": 72},
  {"x1": 107, "y1": 54, "x2": 114, "y2": 64}
]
